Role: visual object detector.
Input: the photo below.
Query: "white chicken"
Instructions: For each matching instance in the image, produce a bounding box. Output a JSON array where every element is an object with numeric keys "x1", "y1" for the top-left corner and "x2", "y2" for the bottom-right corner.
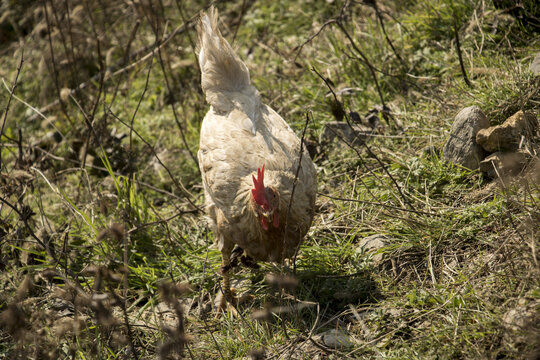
[{"x1": 196, "y1": 7, "x2": 317, "y2": 310}]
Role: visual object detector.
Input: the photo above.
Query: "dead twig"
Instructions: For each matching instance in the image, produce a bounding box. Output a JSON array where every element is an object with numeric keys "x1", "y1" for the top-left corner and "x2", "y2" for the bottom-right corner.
[
  {"x1": 42, "y1": 0, "x2": 74, "y2": 126},
  {"x1": 312, "y1": 67, "x2": 415, "y2": 211},
  {"x1": 109, "y1": 20, "x2": 141, "y2": 107},
  {"x1": 231, "y1": 0, "x2": 249, "y2": 43},
  {"x1": 335, "y1": 20, "x2": 387, "y2": 113},
  {"x1": 453, "y1": 11, "x2": 472, "y2": 88},
  {"x1": 292, "y1": 19, "x2": 337, "y2": 62},
  {"x1": 80, "y1": 0, "x2": 107, "y2": 173},
  {"x1": 0, "y1": 196, "x2": 46, "y2": 250},
  {"x1": 366, "y1": 0, "x2": 406, "y2": 69},
  {"x1": 0, "y1": 51, "x2": 24, "y2": 170},
  {"x1": 1, "y1": 142, "x2": 193, "y2": 202},
  {"x1": 286, "y1": 111, "x2": 311, "y2": 273},
  {"x1": 28, "y1": 17, "x2": 194, "y2": 122}
]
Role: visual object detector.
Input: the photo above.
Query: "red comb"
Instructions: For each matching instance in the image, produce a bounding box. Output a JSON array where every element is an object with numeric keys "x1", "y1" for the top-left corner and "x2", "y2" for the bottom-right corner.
[{"x1": 251, "y1": 164, "x2": 269, "y2": 210}]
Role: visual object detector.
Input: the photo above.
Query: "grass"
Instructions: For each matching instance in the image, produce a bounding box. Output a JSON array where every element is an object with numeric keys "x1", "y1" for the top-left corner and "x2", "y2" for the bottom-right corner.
[{"x1": 1, "y1": 0, "x2": 539, "y2": 359}]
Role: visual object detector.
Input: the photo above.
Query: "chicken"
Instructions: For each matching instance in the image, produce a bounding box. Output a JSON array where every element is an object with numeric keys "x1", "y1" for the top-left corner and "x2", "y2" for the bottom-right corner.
[{"x1": 196, "y1": 7, "x2": 317, "y2": 310}]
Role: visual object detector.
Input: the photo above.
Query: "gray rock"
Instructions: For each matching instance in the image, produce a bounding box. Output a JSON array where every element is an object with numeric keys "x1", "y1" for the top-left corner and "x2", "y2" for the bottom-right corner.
[
  {"x1": 322, "y1": 121, "x2": 372, "y2": 145},
  {"x1": 476, "y1": 111, "x2": 538, "y2": 152},
  {"x1": 502, "y1": 299, "x2": 539, "y2": 333},
  {"x1": 500, "y1": 299, "x2": 540, "y2": 348},
  {"x1": 530, "y1": 52, "x2": 540, "y2": 75},
  {"x1": 317, "y1": 329, "x2": 354, "y2": 349},
  {"x1": 479, "y1": 150, "x2": 529, "y2": 178},
  {"x1": 443, "y1": 106, "x2": 489, "y2": 170},
  {"x1": 356, "y1": 234, "x2": 388, "y2": 265}
]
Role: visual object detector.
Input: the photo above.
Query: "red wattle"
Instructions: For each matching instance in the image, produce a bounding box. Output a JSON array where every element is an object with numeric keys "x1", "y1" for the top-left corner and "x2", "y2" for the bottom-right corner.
[
  {"x1": 260, "y1": 216, "x2": 269, "y2": 230},
  {"x1": 273, "y1": 212, "x2": 279, "y2": 228}
]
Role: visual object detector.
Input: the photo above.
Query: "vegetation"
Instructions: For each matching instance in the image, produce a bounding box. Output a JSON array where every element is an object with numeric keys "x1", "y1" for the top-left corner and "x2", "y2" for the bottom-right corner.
[{"x1": 0, "y1": 0, "x2": 538, "y2": 358}]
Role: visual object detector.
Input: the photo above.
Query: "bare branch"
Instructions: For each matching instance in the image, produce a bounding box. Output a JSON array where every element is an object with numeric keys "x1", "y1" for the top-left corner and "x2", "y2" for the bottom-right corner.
[
  {"x1": 453, "y1": 11, "x2": 473, "y2": 88},
  {"x1": 0, "y1": 51, "x2": 24, "y2": 171}
]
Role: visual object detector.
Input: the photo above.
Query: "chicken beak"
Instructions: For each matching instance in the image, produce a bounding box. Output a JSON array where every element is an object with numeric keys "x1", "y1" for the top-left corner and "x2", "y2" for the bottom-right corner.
[{"x1": 260, "y1": 210, "x2": 278, "y2": 231}]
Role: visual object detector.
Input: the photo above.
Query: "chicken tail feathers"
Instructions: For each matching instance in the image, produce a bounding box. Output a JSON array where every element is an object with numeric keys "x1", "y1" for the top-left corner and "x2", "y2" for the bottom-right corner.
[{"x1": 197, "y1": 7, "x2": 251, "y2": 105}]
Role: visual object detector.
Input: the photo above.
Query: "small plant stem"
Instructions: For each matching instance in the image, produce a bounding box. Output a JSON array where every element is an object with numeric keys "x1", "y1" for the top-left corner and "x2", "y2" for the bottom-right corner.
[
  {"x1": 0, "y1": 51, "x2": 24, "y2": 171},
  {"x1": 454, "y1": 12, "x2": 472, "y2": 88}
]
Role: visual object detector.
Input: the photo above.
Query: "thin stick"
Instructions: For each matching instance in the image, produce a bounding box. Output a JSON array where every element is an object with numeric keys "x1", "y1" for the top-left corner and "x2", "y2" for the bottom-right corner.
[
  {"x1": 0, "y1": 78, "x2": 64, "y2": 137},
  {"x1": 335, "y1": 20, "x2": 387, "y2": 110},
  {"x1": 0, "y1": 51, "x2": 24, "y2": 170},
  {"x1": 371, "y1": 1, "x2": 406, "y2": 68},
  {"x1": 231, "y1": 0, "x2": 248, "y2": 43},
  {"x1": 109, "y1": 20, "x2": 141, "y2": 106},
  {"x1": 453, "y1": 12, "x2": 472, "y2": 88},
  {"x1": 312, "y1": 67, "x2": 415, "y2": 211},
  {"x1": 128, "y1": 50, "x2": 154, "y2": 171},
  {"x1": 0, "y1": 196, "x2": 46, "y2": 250},
  {"x1": 42, "y1": 0, "x2": 74, "y2": 126},
  {"x1": 293, "y1": 19, "x2": 337, "y2": 62},
  {"x1": 1, "y1": 143, "x2": 193, "y2": 202},
  {"x1": 287, "y1": 111, "x2": 311, "y2": 274},
  {"x1": 27, "y1": 17, "x2": 194, "y2": 122}
]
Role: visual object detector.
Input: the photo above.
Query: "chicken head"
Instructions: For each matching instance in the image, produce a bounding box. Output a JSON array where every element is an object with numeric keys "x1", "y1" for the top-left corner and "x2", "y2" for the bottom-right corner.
[{"x1": 251, "y1": 165, "x2": 280, "y2": 231}]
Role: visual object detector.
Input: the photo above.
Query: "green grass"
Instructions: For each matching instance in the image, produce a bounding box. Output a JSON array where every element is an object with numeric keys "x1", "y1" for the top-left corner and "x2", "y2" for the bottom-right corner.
[{"x1": 1, "y1": 0, "x2": 539, "y2": 358}]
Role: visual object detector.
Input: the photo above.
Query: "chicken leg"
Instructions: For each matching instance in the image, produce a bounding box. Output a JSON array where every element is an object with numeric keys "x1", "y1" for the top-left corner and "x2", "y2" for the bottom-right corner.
[{"x1": 217, "y1": 251, "x2": 239, "y2": 317}]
